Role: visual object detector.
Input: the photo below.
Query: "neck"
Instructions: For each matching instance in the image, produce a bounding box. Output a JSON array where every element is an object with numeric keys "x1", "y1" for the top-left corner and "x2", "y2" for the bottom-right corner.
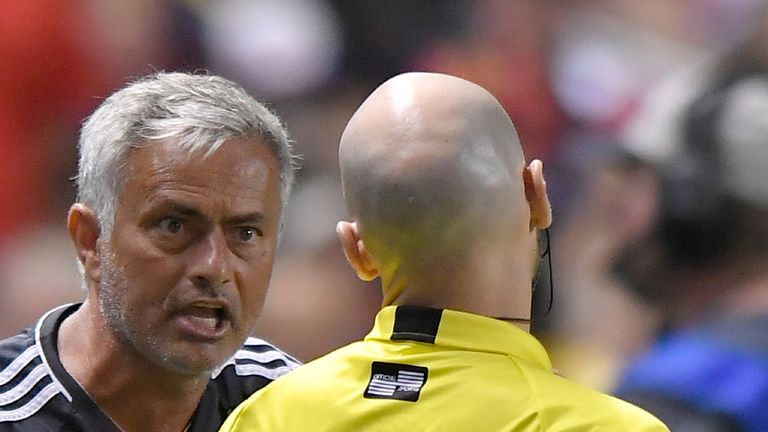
[
  {"x1": 58, "y1": 299, "x2": 207, "y2": 432},
  {"x1": 387, "y1": 267, "x2": 534, "y2": 333},
  {"x1": 492, "y1": 316, "x2": 532, "y2": 332}
]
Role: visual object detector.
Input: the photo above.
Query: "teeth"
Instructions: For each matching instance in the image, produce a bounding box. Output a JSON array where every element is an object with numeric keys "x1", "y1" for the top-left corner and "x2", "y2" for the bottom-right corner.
[
  {"x1": 187, "y1": 305, "x2": 220, "y2": 317},
  {"x1": 182, "y1": 305, "x2": 225, "y2": 332},
  {"x1": 187, "y1": 315, "x2": 218, "y2": 331}
]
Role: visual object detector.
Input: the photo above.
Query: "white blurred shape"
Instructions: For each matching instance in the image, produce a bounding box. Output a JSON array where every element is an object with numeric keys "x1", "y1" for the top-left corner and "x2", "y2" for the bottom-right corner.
[
  {"x1": 280, "y1": 175, "x2": 347, "y2": 255},
  {"x1": 204, "y1": 0, "x2": 342, "y2": 98},
  {"x1": 720, "y1": 78, "x2": 768, "y2": 209},
  {"x1": 621, "y1": 58, "x2": 714, "y2": 166},
  {"x1": 551, "y1": 9, "x2": 704, "y2": 127},
  {"x1": 553, "y1": 38, "x2": 635, "y2": 124}
]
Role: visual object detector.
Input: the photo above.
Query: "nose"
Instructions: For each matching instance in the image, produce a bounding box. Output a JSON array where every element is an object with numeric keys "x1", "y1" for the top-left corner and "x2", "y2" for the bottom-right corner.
[{"x1": 189, "y1": 230, "x2": 233, "y2": 290}]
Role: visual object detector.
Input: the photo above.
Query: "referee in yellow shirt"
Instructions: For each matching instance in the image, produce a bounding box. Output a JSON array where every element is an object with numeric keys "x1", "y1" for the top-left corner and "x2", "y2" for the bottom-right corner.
[{"x1": 220, "y1": 72, "x2": 669, "y2": 431}]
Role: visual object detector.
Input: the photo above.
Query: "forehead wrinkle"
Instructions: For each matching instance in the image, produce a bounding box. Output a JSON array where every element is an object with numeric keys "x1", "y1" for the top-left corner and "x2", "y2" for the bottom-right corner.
[
  {"x1": 139, "y1": 148, "x2": 272, "y2": 189},
  {"x1": 130, "y1": 168, "x2": 274, "y2": 228},
  {"x1": 140, "y1": 170, "x2": 268, "y2": 202}
]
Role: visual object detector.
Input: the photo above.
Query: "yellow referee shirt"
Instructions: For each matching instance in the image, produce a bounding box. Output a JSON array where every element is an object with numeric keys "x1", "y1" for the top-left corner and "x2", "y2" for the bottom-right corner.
[{"x1": 221, "y1": 306, "x2": 669, "y2": 431}]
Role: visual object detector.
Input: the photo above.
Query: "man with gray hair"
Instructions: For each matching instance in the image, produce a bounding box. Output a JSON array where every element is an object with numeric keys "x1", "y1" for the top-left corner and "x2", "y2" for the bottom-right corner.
[{"x1": 0, "y1": 72, "x2": 300, "y2": 431}]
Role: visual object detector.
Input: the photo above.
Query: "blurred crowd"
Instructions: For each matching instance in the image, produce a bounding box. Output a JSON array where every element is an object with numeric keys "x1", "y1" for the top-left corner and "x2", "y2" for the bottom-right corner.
[{"x1": 2, "y1": 1, "x2": 767, "y2": 425}]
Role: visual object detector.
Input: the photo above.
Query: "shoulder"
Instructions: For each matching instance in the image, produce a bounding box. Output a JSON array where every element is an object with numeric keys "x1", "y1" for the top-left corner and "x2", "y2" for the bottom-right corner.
[
  {"x1": 219, "y1": 347, "x2": 344, "y2": 432},
  {"x1": 226, "y1": 341, "x2": 394, "y2": 423},
  {"x1": 530, "y1": 370, "x2": 669, "y2": 431},
  {"x1": 0, "y1": 329, "x2": 39, "y2": 388},
  {"x1": 220, "y1": 344, "x2": 360, "y2": 424},
  {"x1": 207, "y1": 336, "x2": 301, "y2": 410},
  {"x1": 503, "y1": 354, "x2": 669, "y2": 431},
  {"x1": 0, "y1": 328, "x2": 36, "y2": 364},
  {"x1": 240, "y1": 340, "x2": 363, "y2": 393},
  {"x1": 213, "y1": 336, "x2": 301, "y2": 381},
  {"x1": 0, "y1": 328, "x2": 70, "y2": 427}
]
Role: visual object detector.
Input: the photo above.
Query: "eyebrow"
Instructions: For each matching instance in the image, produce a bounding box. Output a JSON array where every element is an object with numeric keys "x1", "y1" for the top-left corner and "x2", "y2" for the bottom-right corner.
[
  {"x1": 153, "y1": 200, "x2": 268, "y2": 225},
  {"x1": 164, "y1": 202, "x2": 202, "y2": 218},
  {"x1": 226, "y1": 212, "x2": 267, "y2": 225}
]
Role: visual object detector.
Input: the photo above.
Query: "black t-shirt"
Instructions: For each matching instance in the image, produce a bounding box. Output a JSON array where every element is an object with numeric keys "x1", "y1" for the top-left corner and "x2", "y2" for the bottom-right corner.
[{"x1": 0, "y1": 304, "x2": 300, "y2": 431}]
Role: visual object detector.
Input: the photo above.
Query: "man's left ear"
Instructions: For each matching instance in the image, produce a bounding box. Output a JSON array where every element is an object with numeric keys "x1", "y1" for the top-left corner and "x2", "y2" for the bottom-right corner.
[{"x1": 524, "y1": 159, "x2": 552, "y2": 230}]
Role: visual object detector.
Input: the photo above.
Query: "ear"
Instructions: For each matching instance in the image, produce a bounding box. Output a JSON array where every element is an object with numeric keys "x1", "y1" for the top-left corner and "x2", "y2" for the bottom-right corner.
[
  {"x1": 523, "y1": 159, "x2": 552, "y2": 230},
  {"x1": 68, "y1": 204, "x2": 102, "y2": 287},
  {"x1": 336, "y1": 221, "x2": 379, "y2": 281}
]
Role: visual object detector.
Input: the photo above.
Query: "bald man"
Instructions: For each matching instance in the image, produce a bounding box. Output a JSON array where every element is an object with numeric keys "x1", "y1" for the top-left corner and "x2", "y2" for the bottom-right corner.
[{"x1": 219, "y1": 73, "x2": 669, "y2": 431}]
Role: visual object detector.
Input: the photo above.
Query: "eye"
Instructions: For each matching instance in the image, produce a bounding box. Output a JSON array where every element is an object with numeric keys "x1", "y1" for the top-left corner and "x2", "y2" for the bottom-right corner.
[
  {"x1": 237, "y1": 226, "x2": 263, "y2": 242},
  {"x1": 158, "y1": 217, "x2": 183, "y2": 234}
]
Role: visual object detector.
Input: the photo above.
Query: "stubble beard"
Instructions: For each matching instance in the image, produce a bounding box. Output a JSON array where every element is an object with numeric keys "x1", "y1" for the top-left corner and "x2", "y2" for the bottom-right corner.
[{"x1": 98, "y1": 243, "x2": 196, "y2": 375}]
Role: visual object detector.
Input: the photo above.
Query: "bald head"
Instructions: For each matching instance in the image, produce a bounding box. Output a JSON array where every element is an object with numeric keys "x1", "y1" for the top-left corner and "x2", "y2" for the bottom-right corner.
[
  {"x1": 340, "y1": 72, "x2": 524, "y2": 187},
  {"x1": 338, "y1": 72, "x2": 549, "y2": 308},
  {"x1": 341, "y1": 72, "x2": 525, "y2": 237}
]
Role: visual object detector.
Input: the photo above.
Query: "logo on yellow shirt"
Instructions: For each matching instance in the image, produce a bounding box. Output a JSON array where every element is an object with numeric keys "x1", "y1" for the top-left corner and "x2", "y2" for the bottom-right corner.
[{"x1": 364, "y1": 362, "x2": 428, "y2": 402}]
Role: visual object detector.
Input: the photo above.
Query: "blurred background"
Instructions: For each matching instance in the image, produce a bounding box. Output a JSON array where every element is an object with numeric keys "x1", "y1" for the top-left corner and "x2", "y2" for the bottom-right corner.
[{"x1": 2, "y1": 1, "x2": 768, "y2": 420}]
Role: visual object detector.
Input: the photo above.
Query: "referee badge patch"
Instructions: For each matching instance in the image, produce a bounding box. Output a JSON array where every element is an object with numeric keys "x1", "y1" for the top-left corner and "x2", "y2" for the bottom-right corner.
[{"x1": 364, "y1": 361, "x2": 428, "y2": 402}]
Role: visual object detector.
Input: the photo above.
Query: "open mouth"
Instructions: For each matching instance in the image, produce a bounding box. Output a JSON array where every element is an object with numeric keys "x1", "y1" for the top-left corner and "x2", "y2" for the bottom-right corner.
[{"x1": 175, "y1": 304, "x2": 231, "y2": 340}]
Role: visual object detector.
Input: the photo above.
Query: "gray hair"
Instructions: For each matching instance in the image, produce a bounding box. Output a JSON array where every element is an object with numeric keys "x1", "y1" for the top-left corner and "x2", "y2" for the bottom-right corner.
[{"x1": 76, "y1": 72, "x2": 299, "y2": 237}]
